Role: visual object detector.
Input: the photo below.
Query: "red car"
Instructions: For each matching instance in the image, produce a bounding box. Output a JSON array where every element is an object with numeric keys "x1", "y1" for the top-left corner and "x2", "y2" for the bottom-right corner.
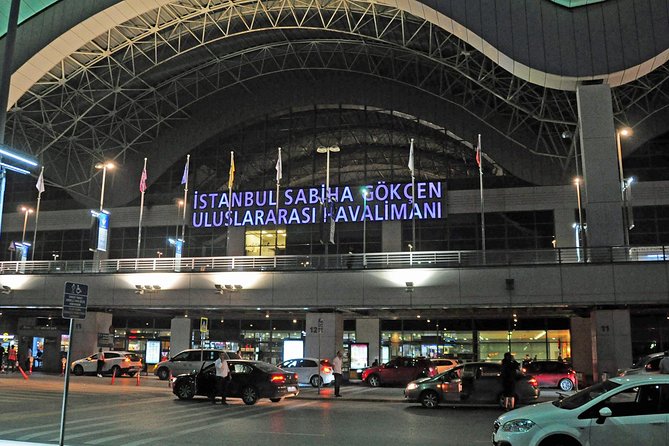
[
  {"x1": 362, "y1": 356, "x2": 436, "y2": 387},
  {"x1": 522, "y1": 360, "x2": 578, "y2": 391}
]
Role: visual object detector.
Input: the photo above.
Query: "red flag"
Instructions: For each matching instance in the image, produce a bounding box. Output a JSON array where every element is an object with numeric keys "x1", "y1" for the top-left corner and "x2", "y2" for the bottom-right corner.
[{"x1": 139, "y1": 166, "x2": 147, "y2": 193}]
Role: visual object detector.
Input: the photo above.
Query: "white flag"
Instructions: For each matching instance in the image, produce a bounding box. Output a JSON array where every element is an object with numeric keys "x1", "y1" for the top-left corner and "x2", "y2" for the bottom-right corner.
[
  {"x1": 36, "y1": 169, "x2": 45, "y2": 194},
  {"x1": 275, "y1": 147, "x2": 282, "y2": 183},
  {"x1": 408, "y1": 138, "x2": 414, "y2": 176}
]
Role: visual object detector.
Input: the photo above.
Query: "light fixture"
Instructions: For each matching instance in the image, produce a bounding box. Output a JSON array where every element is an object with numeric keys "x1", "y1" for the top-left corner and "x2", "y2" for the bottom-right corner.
[
  {"x1": 0, "y1": 285, "x2": 11, "y2": 294},
  {"x1": 134, "y1": 284, "x2": 161, "y2": 295},
  {"x1": 265, "y1": 312, "x2": 270, "y2": 318},
  {"x1": 405, "y1": 281, "x2": 414, "y2": 293},
  {"x1": 214, "y1": 284, "x2": 243, "y2": 294}
]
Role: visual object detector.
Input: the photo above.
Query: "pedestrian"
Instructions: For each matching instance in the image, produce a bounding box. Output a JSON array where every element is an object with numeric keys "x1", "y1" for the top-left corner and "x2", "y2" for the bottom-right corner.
[
  {"x1": 96, "y1": 348, "x2": 105, "y2": 377},
  {"x1": 501, "y1": 352, "x2": 520, "y2": 411},
  {"x1": 371, "y1": 358, "x2": 378, "y2": 367},
  {"x1": 7, "y1": 345, "x2": 17, "y2": 373},
  {"x1": 659, "y1": 351, "x2": 669, "y2": 374},
  {"x1": 0, "y1": 344, "x2": 4, "y2": 373},
  {"x1": 211, "y1": 351, "x2": 230, "y2": 405},
  {"x1": 332, "y1": 350, "x2": 343, "y2": 397}
]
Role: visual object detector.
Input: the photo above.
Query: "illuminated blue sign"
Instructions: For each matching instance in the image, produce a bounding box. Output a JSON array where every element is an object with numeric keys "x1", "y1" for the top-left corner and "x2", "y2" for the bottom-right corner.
[{"x1": 192, "y1": 181, "x2": 444, "y2": 228}]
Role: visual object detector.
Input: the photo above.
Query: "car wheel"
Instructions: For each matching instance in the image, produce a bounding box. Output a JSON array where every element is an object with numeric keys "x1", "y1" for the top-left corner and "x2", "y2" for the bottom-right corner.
[
  {"x1": 310, "y1": 375, "x2": 323, "y2": 387},
  {"x1": 110, "y1": 365, "x2": 121, "y2": 377},
  {"x1": 367, "y1": 374, "x2": 381, "y2": 387},
  {"x1": 241, "y1": 386, "x2": 259, "y2": 405},
  {"x1": 157, "y1": 367, "x2": 169, "y2": 380},
  {"x1": 539, "y1": 434, "x2": 581, "y2": 446},
  {"x1": 73, "y1": 365, "x2": 84, "y2": 376},
  {"x1": 174, "y1": 382, "x2": 195, "y2": 400},
  {"x1": 127, "y1": 372, "x2": 137, "y2": 377},
  {"x1": 270, "y1": 398, "x2": 282, "y2": 403},
  {"x1": 558, "y1": 378, "x2": 574, "y2": 391},
  {"x1": 420, "y1": 390, "x2": 439, "y2": 408}
]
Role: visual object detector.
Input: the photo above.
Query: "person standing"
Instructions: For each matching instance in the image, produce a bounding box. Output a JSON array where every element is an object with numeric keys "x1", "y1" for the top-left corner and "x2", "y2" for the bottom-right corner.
[
  {"x1": 7, "y1": 345, "x2": 17, "y2": 373},
  {"x1": 0, "y1": 344, "x2": 5, "y2": 373},
  {"x1": 211, "y1": 352, "x2": 230, "y2": 405},
  {"x1": 96, "y1": 348, "x2": 105, "y2": 377},
  {"x1": 659, "y1": 351, "x2": 669, "y2": 374},
  {"x1": 332, "y1": 350, "x2": 343, "y2": 397},
  {"x1": 501, "y1": 352, "x2": 520, "y2": 411}
]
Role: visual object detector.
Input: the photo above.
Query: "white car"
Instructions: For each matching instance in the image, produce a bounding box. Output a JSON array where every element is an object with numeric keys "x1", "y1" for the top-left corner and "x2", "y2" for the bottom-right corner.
[
  {"x1": 153, "y1": 349, "x2": 240, "y2": 380},
  {"x1": 278, "y1": 357, "x2": 335, "y2": 387},
  {"x1": 71, "y1": 351, "x2": 142, "y2": 377},
  {"x1": 493, "y1": 375, "x2": 669, "y2": 446}
]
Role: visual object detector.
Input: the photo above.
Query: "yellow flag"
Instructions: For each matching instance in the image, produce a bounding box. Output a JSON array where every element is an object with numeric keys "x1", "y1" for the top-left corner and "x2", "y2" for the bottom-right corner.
[{"x1": 228, "y1": 151, "x2": 235, "y2": 190}]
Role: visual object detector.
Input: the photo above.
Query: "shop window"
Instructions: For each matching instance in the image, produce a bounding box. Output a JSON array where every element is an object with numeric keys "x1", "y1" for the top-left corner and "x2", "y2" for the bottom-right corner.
[{"x1": 245, "y1": 227, "x2": 286, "y2": 256}]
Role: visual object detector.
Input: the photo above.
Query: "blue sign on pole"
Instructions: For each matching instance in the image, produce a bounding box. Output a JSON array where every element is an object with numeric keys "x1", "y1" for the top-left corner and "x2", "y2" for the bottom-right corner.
[{"x1": 62, "y1": 282, "x2": 88, "y2": 320}]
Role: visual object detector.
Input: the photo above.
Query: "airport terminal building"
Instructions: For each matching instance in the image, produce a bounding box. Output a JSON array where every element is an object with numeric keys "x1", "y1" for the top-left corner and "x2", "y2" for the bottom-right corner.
[{"x1": 0, "y1": 0, "x2": 668, "y2": 382}]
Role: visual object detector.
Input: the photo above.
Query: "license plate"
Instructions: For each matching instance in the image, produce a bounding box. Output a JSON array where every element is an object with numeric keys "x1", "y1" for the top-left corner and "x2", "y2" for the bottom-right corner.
[{"x1": 287, "y1": 386, "x2": 297, "y2": 392}]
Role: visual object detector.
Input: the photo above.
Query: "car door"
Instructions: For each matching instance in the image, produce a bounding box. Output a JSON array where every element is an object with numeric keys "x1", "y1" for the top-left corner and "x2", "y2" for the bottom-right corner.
[
  {"x1": 102, "y1": 352, "x2": 120, "y2": 373},
  {"x1": 378, "y1": 358, "x2": 399, "y2": 384},
  {"x1": 301, "y1": 359, "x2": 319, "y2": 382},
  {"x1": 82, "y1": 354, "x2": 98, "y2": 373},
  {"x1": 470, "y1": 364, "x2": 502, "y2": 403},
  {"x1": 279, "y1": 359, "x2": 301, "y2": 383},
  {"x1": 586, "y1": 384, "x2": 668, "y2": 446},
  {"x1": 171, "y1": 351, "x2": 198, "y2": 376}
]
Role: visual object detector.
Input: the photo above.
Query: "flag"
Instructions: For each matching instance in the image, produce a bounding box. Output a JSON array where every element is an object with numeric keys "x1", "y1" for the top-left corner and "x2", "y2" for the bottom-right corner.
[
  {"x1": 181, "y1": 157, "x2": 189, "y2": 185},
  {"x1": 476, "y1": 135, "x2": 482, "y2": 168},
  {"x1": 275, "y1": 148, "x2": 282, "y2": 183},
  {"x1": 139, "y1": 166, "x2": 147, "y2": 193},
  {"x1": 36, "y1": 170, "x2": 45, "y2": 194},
  {"x1": 228, "y1": 151, "x2": 235, "y2": 190},
  {"x1": 408, "y1": 138, "x2": 414, "y2": 176}
]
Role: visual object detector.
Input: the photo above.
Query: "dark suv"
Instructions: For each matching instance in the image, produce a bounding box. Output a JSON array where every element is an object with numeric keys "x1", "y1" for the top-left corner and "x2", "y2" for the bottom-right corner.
[
  {"x1": 523, "y1": 360, "x2": 577, "y2": 391},
  {"x1": 362, "y1": 356, "x2": 436, "y2": 386}
]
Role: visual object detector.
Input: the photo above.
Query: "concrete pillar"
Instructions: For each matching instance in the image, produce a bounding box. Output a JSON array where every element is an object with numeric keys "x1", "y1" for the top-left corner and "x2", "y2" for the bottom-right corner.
[
  {"x1": 569, "y1": 315, "x2": 593, "y2": 386},
  {"x1": 591, "y1": 309, "x2": 632, "y2": 382},
  {"x1": 304, "y1": 313, "x2": 344, "y2": 362},
  {"x1": 170, "y1": 317, "x2": 192, "y2": 356},
  {"x1": 554, "y1": 208, "x2": 577, "y2": 248},
  {"x1": 356, "y1": 318, "x2": 380, "y2": 367},
  {"x1": 70, "y1": 312, "x2": 113, "y2": 365},
  {"x1": 382, "y1": 220, "x2": 402, "y2": 252},
  {"x1": 576, "y1": 84, "x2": 624, "y2": 247},
  {"x1": 227, "y1": 226, "x2": 245, "y2": 256}
]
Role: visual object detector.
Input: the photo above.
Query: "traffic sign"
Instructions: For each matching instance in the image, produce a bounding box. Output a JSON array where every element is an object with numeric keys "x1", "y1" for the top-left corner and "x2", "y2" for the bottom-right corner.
[
  {"x1": 200, "y1": 317, "x2": 208, "y2": 333},
  {"x1": 62, "y1": 282, "x2": 89, "y2": 319}
]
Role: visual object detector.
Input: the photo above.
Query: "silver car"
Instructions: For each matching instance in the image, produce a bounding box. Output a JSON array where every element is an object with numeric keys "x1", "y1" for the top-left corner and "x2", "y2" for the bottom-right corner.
[
  {"x1": 71, "y1": 351, "x2": 142, "y2": 377},
  {"x1": 617, "y1": 352, "x2": 664, "y2": 376},
  {"x1": 153, "y1": 349, "x2": 240, "y2": 380}
]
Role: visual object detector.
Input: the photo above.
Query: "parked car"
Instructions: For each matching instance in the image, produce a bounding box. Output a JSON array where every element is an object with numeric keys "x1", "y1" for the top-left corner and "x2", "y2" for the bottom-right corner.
[
  {"x1": 362, "y1": 356, "x2": 436, "y2": 387},
  {"x1": 617, "y1": 352, "x2": 664, "y2": 376},
  {"x1": 278, "y1": 357, "x2": 334, "y2": 387},
  {"x1": 154, "y1": 349, "x2": 240, "y2": 380},
  {"x1": 523, "y1": 360, "x2": 578, "y2": 391},
  {"x1": 432, "y1": 358, "x2": 462, "y2": 374},
  {"x1": 71, "y1": 351, "x2": 142, "y2": 377},
  {"x1": 172, "y1": 360, "x2": 300, "y2": 405},
  {"x1": 405, "y1": 361, "x2": 539, "y2": 408},
  {"x1": 492, "y1": 375, "x2": 669, "y2": 446}
]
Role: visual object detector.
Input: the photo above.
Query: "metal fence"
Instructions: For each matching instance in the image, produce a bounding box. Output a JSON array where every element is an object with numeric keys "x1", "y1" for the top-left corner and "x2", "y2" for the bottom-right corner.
[{"x1": 0, "y1": 246, "x2": 666, "y2": 275}]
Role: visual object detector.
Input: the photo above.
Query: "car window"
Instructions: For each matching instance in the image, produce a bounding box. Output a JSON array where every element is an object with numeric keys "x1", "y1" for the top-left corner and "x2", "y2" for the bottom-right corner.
[
  {"x1": 400, "y1": 358, "x2": 412, "y2": 367},
  {"x1": 231, "y1": 363, "x2": 253, "y2": 374},
  {"x1": 646, "y1": 357, "x2": 662, "y2": 372},
  {"x1": 172, "y1": 352, "x2": 189, "y2": 361},
  {"x1": 590, "y1": 384, "x2": 669, "y2": 417},
  {"x1": 561, "y1": 381, "x2": 621, "y2": 410},
  {"x1": 386, "y1": 358, "x2": 398, "y2": 367},
  {"x1": 303, "y1": 359, "x2": 317, "y2": 367},
  {"x1": 479, "y1": 364, "x2": 500, "y2": 377},
  {"x1": 201, "y1": 351, "x2": 218, "y2": 361},
  {"x1": 281, "y1": 360, "x2": 296, "y2": 368},
  {"x1": 105, "y1": 352, "x2": 120, "y2": 359}
]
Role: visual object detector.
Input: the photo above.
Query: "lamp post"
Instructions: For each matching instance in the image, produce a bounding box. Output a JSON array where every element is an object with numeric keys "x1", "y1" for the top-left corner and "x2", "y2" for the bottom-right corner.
[
  {"x1": 615, "y1": 128, "x2": 632, "y2": 246},
  {"x1": 94, "y1": 161, "x2": 115, "y2": 211},
  {"x1": 573, "y1": 177, "x2": 586, "y2": 260},
  {"x1": 316, "y1": 146, "x2": 340, "y2": 257},
  {"x1": 361, "y1": 187, "x2": 370, "y2": 267},
  {"x1": 20, "y1": 206, "x2": 33, "y2": 243}
]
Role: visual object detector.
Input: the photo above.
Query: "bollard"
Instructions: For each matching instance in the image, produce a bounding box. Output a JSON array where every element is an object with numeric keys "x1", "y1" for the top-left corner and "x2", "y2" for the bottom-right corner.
[
  {"x1": 168, "y1": 371, "x2": 172, "y2": 388},
  {"x1": 18, "y1": 366, "x2": 29, "y2": 380},
  {"x1": 136, "y1": 371, "x2": 140, "y2": 386},
  {"x1": 110, "y1": 368, "x2": 116, "y2": 385}
]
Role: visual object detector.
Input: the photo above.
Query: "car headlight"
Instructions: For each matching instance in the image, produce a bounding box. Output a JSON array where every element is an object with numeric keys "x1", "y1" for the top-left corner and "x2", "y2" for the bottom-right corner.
[
  {"x1": 406, "y1": 383, "x2": 418, "y2": 390},
  {"x1": 502, "y1": 419, "x2": 536, "y2": 433}
]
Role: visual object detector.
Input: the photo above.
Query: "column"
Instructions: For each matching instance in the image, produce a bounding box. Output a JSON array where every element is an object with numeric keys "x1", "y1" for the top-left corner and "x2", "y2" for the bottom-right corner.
[
  {"x1": 569, "y1": 315, "x2": 593, "y2": 386},
  {"x1": 170, "y1": 317, "x2": 192, "y2": 356},
  {"x1": 304, "y1": 313, "x2": 343, "y2": 363},
  {"x1": 554, "y1": 207, "x2": 577, "y2": 248},
  {"x1": 576, "y1": 84, "x2": 624, "y2": 247},
  {"x1": 382, "y1": 220, "x2": 402, "y2": 252},
  {"x1": 69, "y1": 312, "x2": 113, "y2": 364},
  {"x1": 590, "y1": 309, "x2": 632, "y2": 381},
  {"x1": 226, "y1": 226, "x2": 245, "y2": 256},
  {"x1": 356, "y1": 318, "x2": 380, "y2": 367}
]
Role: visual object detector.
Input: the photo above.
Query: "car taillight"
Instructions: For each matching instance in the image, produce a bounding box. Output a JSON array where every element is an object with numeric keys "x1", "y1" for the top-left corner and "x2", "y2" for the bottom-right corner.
[
  {"x1": 124, "y1": 358, "x2": 130, "y2": 363},
  {"x1": 294, "y1": 373, "x2": 298, "y2": 380},
  {"x1": 271, "y1": 373, "x2": 286, "y2": 384},
  {"x1": 322, "y1": 366, "x2": 332, "y2": 373},
  {"x1": 528, "y1": 377, "x2": 538, "y2": 388}
]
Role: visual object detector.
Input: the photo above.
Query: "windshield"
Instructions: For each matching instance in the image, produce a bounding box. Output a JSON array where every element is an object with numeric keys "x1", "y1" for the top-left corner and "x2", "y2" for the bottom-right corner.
[{"x1": 553, "y1": 380, "x2": 620, "y2": 409}]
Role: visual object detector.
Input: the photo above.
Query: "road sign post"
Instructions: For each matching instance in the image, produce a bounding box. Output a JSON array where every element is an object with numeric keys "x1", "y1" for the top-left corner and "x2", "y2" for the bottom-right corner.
[{"x1": 60, "y1": 282, "x2": 88, "y2": 446}]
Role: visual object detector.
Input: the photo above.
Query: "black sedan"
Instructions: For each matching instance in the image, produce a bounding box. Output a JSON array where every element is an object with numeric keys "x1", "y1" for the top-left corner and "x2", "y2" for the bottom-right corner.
[{"x1": 172, "y1": 360, "x2": 300, "y2": 405}]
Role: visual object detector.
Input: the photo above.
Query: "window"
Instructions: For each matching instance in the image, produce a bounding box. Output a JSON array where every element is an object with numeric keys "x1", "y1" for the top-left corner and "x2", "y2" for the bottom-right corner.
[
  {"x1": 245, "y1": 227, "x2": 286, "y2": 256},
  {"x1": 302, "y1": 359, "x2": 318, "y2": 367},
  {"x1": 203, "y1": 350, "x2": 219, "y2": 361}
]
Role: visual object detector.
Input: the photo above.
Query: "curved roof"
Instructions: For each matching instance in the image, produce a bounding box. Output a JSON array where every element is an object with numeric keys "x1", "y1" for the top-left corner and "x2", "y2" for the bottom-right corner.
[{"x1": 2, "y1": 0, "x2": 669, "y2": 206}]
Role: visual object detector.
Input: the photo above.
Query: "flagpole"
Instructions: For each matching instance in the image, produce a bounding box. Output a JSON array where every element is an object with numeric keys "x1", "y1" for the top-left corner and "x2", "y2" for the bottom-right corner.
[
  {"x1": 227, "y1": 151, "x2": 234, "y2": 254},
  {"x1": 275, "y1": 147, "x2": 281, "y2": 215},
  {"x1": 136, "y1": 158, "x2": 147, "y2": 258},
  {"x1": 31, "y1": 166, "x2": 44, "y2": 260},
  {"x1": 410, "y1": 138, "x2": 416, "y2": 251},
  {"x1": 181, "y1": 154, "x2": 190, "y2": 242},
  {"x1": 478, "y1": 134, "x2": 486, "y2": 253}
]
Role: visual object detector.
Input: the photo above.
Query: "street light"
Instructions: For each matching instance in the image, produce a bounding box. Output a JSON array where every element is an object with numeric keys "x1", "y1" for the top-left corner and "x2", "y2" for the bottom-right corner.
[
  {"x1": 615, "y1": 128, "x2": 632, "y2": 246},
  {"x1": 316, "y1": 146, "x2": 340, "y2": 256},
  {"x1": 20, "y1": 205, "x2": 33, "y2": 243},
  {"x1": 361, "y1": 187, "x2": 370, "y2": 267},
  {"x1": 94, "y1": 161, "x2": 115, "y2": 211}
]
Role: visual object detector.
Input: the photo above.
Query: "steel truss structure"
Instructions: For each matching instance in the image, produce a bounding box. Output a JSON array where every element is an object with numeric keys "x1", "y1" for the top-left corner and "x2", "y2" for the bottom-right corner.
[{"x1": 5, "y1": 0, "x2": 669, "y2": 203}]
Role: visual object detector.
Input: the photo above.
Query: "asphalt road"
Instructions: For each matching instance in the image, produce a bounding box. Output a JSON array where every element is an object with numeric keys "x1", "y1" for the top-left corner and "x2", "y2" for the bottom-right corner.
[{"x1": 0, "y1": 372, "x2": 557, "y2": 446}]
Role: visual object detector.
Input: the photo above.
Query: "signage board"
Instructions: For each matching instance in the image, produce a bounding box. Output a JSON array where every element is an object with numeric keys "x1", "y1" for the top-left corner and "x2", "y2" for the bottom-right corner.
[
  {"x1": 200, "y1": 317, "x2": 208, "y2": 333},
  {"x1": 62, "y1": 282, "x2": 88, "y2": 320}
]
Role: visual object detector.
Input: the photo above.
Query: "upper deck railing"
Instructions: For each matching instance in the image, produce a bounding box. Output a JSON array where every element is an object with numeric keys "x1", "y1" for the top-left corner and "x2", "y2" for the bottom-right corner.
[{"x1": 0, "y1": 246, "x2": 666, "y2": 275}]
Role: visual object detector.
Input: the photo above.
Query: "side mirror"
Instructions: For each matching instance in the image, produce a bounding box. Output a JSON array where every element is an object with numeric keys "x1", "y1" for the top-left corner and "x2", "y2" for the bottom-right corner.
[{"x1": 596, "y1": 407, "x2": 612, "y2": 424}]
